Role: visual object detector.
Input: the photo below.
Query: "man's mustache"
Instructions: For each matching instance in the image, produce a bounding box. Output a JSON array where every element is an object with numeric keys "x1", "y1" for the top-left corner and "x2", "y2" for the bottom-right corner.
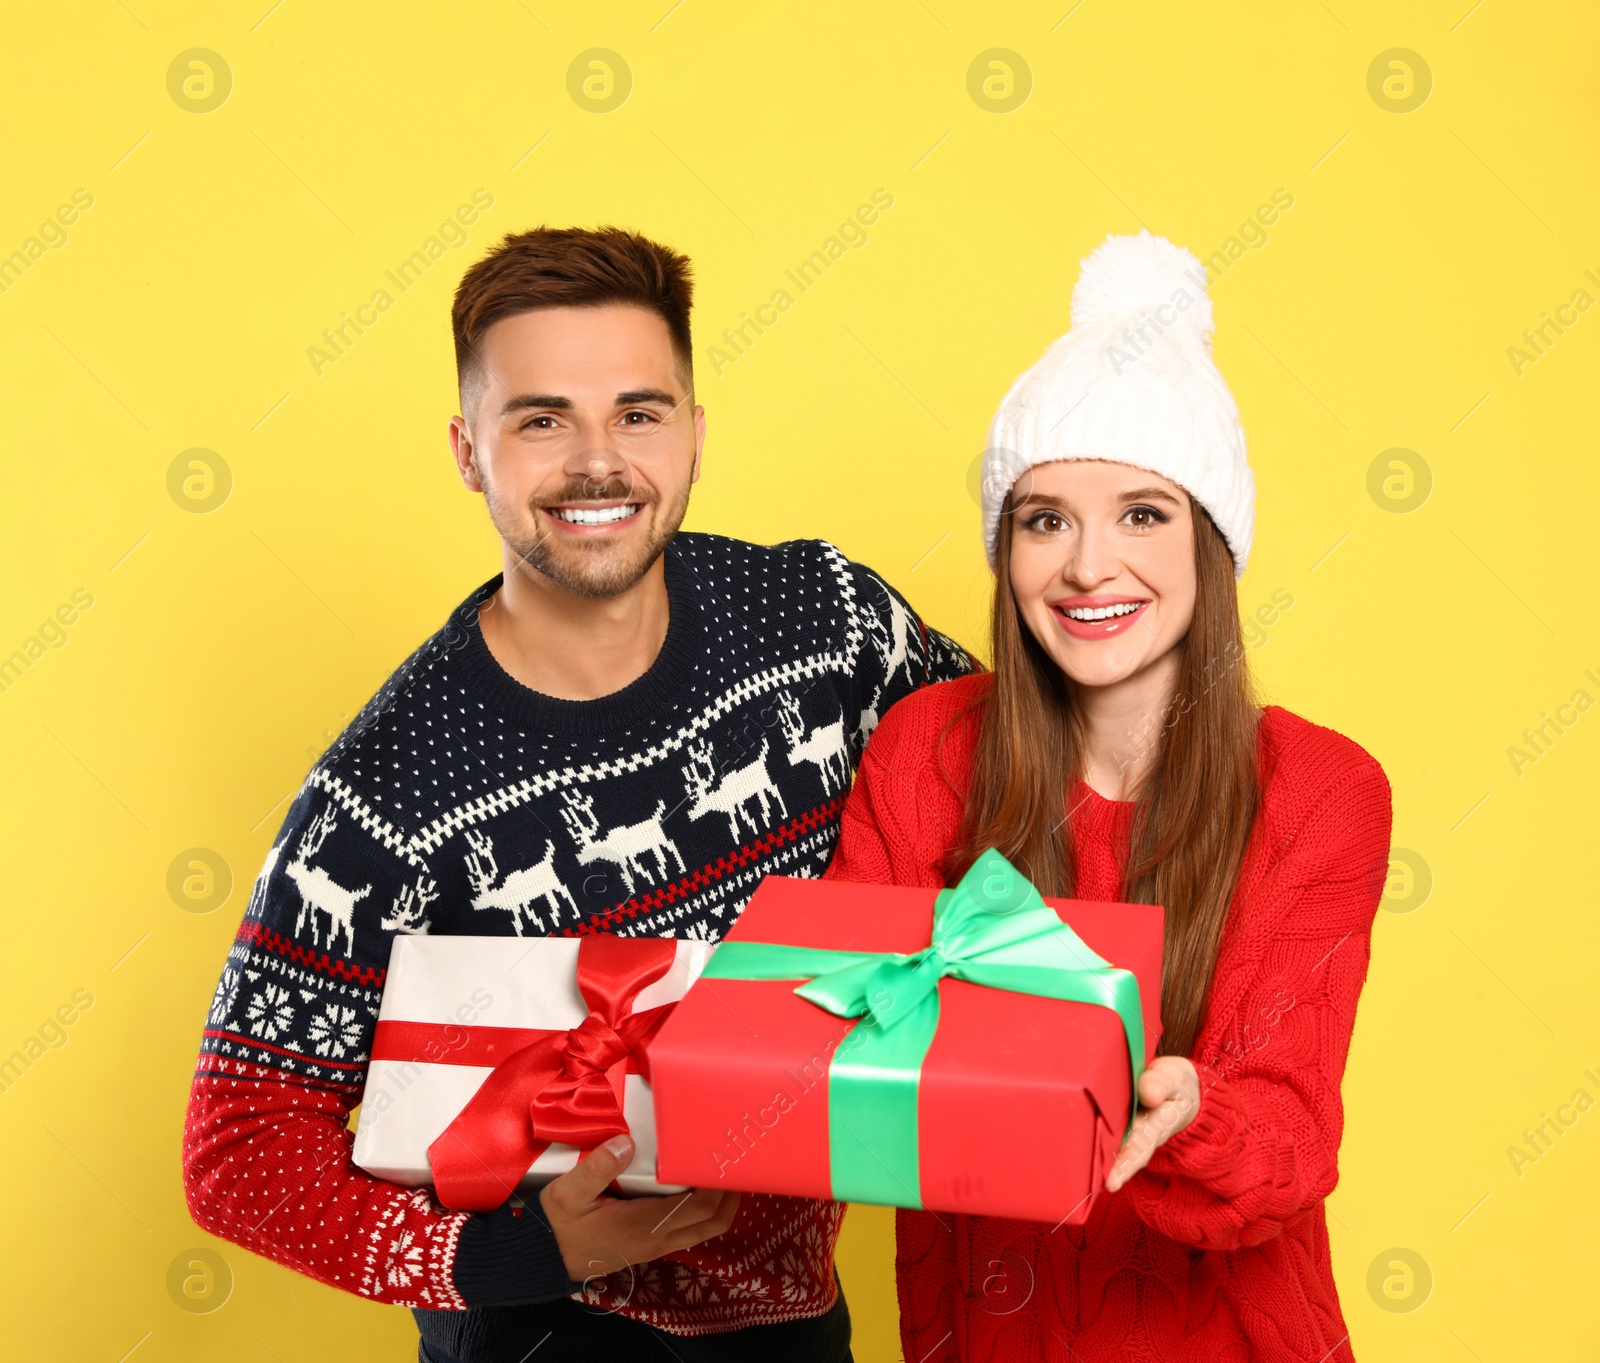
[{"x1": 534, "y1": 477, "x2": 654, "y2": 506}]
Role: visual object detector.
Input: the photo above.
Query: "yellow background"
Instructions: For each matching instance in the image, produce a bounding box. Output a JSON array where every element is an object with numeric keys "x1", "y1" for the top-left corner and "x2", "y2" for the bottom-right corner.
[{"x1": 3, "y1": 1, "x2": 1596, "y2": 1358}]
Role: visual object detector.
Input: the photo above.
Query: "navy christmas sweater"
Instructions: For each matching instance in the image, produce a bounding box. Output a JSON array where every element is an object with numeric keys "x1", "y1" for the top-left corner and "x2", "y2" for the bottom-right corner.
[{"x1": 182, "y1": 530, "x2": 976, "y2": 1344}]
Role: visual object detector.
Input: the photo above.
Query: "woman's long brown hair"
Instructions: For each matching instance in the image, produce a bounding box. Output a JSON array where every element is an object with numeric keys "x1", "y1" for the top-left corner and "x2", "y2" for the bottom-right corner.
[{"x1": 937, "y1": 491, "x2": 1262, "y2": 1058}]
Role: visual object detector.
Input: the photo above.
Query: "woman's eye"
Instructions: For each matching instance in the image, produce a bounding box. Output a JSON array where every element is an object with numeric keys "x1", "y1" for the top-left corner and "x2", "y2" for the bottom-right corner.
[
  {"x1": 1026, "y1": 511, "x2": 1065, "y2": 533},
  {"x1": 1126, "y1": 505, "x2": 1169, "y2": 528}
]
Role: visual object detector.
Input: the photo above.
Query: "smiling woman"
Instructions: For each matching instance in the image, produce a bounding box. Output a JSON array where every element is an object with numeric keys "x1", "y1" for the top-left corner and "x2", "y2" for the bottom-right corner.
[
  {"x1": 962, "y1": 453, "x2": 1251, "y2": 1049},
  {"x1": 822, "y1": 229, "x2": 1393, "y2": 1363},
  {"x1": 1007, "y1": 467, "x2": 1195, "y2": 670}
]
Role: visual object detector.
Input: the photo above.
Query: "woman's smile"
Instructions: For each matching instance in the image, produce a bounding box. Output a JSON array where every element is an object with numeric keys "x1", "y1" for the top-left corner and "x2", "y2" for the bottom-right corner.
[{"x1": 1050, "y1": 595, "x2": 1152, "y2": 640}]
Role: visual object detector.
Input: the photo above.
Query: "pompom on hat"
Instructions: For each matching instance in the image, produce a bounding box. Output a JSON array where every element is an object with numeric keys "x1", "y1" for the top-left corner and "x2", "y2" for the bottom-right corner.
[{"x1": 979, "y1": 229, "x2": 1254, "y2": 578}]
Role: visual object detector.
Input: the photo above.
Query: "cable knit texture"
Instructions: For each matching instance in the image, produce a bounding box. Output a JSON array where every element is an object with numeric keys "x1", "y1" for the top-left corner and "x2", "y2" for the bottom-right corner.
[{"x1": 821, "y1": 672, "x2": 1392, "y2": 1363}]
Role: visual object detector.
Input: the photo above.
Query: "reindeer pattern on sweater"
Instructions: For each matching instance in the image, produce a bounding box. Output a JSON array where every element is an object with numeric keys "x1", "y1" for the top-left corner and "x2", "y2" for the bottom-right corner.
[{"x1": 187, "y1": 531, "x2": 975, "y2": 1333}]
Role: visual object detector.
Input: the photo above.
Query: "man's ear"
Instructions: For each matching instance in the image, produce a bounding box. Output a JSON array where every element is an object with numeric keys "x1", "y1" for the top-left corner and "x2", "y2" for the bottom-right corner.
[
  {"x1": 690, "y1": 403, "x2": 706, "y2": 483},
  {"x1": 450, "y1": 416, "x2": 484, "y2": 492}
]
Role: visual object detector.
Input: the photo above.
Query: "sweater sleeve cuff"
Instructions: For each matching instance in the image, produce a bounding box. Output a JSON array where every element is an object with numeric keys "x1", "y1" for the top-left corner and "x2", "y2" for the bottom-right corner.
[
  {"x1": 1147, "y1": 1062, "x2": 1250, "y2": 1180},
  {"x1": 451, "y1": 1200, "x2": 582, "y2": 1308}
]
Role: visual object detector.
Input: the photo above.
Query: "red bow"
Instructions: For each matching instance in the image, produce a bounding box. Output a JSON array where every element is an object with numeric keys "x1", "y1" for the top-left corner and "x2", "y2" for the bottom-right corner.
[{"x1": 369, "y1": 935, "x2": 679, "y2": 1211}]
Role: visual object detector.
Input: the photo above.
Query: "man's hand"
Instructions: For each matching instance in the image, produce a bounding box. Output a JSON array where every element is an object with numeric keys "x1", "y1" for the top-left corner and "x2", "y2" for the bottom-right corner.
[
  {"x1": 539, "y1": 1134, "x2": 741, "y2": 1284},
  {"x1": 1105, "y1": 1055, "x2": 1200, "y2": 1193}
]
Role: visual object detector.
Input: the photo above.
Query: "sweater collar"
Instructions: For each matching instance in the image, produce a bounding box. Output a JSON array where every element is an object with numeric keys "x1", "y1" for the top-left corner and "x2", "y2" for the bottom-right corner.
[
  {"x1": 1069, "y1": 777, "x2": 1137, "y2": 838},
  {"x1": 448, "y1": 540, "x2": 703, "y2": 738}
]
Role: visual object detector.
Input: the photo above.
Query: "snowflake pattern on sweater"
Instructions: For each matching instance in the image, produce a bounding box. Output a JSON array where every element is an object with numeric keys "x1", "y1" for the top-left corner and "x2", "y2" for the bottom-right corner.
[{"x1": 183, "y1": 531, "x2": 975, "y2": 1333}]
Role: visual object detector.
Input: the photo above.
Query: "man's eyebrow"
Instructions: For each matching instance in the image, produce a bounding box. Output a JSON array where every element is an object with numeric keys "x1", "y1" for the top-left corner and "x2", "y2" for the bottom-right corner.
[
  {"x1": 499, "y1": 393, "x2": 572, "y2": 416},
  {"x1": 497, "y1": 388, "x2": 681, "y2": 418}
]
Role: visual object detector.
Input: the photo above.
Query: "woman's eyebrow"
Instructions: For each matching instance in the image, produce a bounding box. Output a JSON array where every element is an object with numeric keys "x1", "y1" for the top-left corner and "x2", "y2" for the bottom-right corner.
[
  {"x1": 1012, "y1": 489, "x2": 1064, "y2": 508},
  {"x1": 1013, "y1": 487, "x2": 1182, "y2": 510}
]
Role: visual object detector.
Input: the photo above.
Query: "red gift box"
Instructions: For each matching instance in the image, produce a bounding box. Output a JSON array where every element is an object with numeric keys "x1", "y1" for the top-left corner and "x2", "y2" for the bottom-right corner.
[{"x1": 649, "y1": 859, "x2": 1163, "y2": 1224}]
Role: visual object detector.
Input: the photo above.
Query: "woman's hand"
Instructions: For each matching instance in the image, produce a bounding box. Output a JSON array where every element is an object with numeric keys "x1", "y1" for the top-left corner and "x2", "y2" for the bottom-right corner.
[{"x1": 1105, "y1": 1056, "x2": 1201, "y2": 1193}]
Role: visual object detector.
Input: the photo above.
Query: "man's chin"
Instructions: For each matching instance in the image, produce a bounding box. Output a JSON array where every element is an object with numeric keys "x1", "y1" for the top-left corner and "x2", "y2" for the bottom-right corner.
[
  {"x1": 493, "y1": 493, "x2": 690, "y2": 598},
  {"x1": 514, "y1": 536, "x2": 664, "y2": 599}
]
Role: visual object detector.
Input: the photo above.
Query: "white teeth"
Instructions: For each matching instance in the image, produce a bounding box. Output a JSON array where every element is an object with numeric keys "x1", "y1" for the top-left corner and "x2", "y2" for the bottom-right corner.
[
  {"x1": 1063, "y1": 602, "x2": 1143, "y2": 621},
  {"x1": 552, "y1": 504, "x2": 639, "y2": 525}
]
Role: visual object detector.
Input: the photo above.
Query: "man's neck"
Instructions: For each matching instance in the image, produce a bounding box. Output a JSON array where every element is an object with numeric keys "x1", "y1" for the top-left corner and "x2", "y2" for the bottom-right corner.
[{"x1": 478, "y1": 550, "x2": 671, "y2": 703}]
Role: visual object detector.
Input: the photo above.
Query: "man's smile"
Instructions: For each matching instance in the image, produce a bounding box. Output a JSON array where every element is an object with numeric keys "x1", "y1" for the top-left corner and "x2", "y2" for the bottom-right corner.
[{"x1": 542, "y1": 501, "x2": 644, "y2": 530}]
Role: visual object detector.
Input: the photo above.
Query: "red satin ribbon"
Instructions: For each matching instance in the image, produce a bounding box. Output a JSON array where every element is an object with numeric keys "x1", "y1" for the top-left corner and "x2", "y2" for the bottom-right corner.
[{"x1": 368, "y1": 934, "x2": 680, "y2": 1211}]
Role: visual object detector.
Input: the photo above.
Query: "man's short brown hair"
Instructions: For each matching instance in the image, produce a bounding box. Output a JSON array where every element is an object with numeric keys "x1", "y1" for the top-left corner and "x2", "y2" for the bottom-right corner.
[{"x1": 452, "y1": 226, "x2": 695, "y2": 417}]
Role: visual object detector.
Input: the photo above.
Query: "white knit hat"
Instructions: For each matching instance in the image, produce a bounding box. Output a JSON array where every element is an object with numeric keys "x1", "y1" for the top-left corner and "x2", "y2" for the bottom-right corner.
[{"x1": 980, "y1": 229, "x2": 1254, "y2": 578}]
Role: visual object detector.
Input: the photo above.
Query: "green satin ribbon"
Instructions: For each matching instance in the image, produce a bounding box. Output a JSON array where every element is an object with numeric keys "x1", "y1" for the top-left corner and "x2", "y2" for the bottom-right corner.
[{"x1": 698, "y1": 847, "x2": 1146, "y2": 1209}]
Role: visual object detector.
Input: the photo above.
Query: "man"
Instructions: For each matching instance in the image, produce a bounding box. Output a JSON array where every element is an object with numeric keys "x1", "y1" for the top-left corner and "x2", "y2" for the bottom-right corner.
[{"x1": 183, "y1": 225, "x2": 977, "y2": 1362}]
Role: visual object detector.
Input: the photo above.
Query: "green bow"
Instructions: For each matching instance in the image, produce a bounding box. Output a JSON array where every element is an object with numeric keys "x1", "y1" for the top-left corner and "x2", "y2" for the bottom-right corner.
[{"x1": 698, "y1": 847, "x2": 1146, "y2": 1208}]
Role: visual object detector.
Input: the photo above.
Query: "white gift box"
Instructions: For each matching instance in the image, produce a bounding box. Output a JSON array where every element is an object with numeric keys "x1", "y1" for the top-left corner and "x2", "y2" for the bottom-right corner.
[{"x1": 352, "y1": 934, "x2": 713, "y2": 1198}]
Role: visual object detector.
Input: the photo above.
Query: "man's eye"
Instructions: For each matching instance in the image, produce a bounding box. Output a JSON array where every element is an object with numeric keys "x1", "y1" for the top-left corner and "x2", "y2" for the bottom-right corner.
[
  {"x1": 521, "y1": 414, "x2": 558, "y2": 430},
  {"x1": 621, "y1": 410, "x2": 658, "y2": 425}
]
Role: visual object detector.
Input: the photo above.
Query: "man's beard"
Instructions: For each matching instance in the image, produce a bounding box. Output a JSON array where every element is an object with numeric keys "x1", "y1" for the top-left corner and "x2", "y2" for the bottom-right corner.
[{"x1": 484, "y1": 469, "x2": 690, "y2": 599}]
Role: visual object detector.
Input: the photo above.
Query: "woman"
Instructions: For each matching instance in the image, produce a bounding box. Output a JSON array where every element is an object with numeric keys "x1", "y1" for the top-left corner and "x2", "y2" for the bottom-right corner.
[{"x1": 824, "y1": 231, "x2": 1392, "y2": 1361}]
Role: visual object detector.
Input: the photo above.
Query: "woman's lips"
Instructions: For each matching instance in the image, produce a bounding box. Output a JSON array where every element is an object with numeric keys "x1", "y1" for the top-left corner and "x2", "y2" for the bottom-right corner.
[{"x1": 1051, "y1": 600, "x2": 1150, "y2": 640}]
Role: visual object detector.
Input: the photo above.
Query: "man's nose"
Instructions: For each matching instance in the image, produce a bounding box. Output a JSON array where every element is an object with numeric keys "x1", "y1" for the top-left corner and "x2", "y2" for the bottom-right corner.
[{"x1": 567, "y1": 441, "x2": 630, "y2": 495}]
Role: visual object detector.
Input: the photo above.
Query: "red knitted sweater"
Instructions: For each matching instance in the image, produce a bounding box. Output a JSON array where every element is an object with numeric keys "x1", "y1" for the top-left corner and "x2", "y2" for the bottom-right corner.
[{"x1": 822, "y1": 672, "x2": 1392, "y2": 1363}]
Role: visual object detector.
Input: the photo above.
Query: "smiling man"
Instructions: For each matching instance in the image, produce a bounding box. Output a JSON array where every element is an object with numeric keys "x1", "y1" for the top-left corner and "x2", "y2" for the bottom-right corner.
[{"x1": 182, "y1": 226, "x2": 977, "y2": 1363}]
